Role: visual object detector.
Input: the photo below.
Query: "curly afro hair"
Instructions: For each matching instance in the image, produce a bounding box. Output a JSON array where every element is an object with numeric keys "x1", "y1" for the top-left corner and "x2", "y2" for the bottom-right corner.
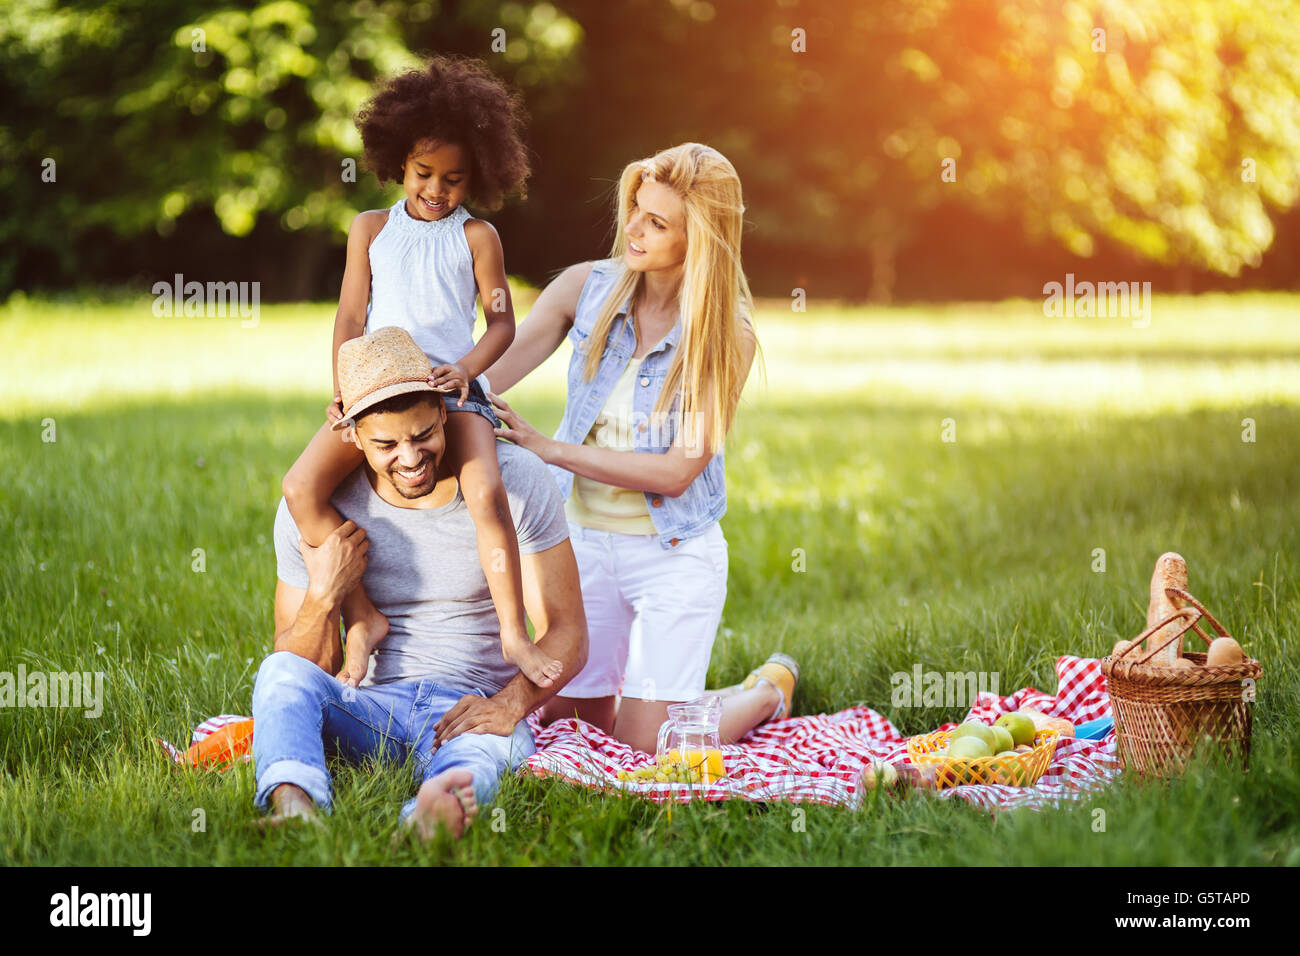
[{"x1": 356, "y1": 56, "x2": 530, "y2": 211}]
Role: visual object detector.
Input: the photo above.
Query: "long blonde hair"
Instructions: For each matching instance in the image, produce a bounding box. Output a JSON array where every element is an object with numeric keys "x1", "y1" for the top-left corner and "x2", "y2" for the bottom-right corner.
[{"x1": 581, "y1": 143, "x2": 758, "y2": 455}]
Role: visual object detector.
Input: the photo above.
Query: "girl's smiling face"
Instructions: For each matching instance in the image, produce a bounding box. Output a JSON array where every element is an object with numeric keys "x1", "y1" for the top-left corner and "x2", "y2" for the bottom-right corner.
[
  {"x1": 401, "y1": 139, "x2": 470, "y2": 221},
  {"x1": 624, "y1": 180, "x2": 687, "y2": 273}
]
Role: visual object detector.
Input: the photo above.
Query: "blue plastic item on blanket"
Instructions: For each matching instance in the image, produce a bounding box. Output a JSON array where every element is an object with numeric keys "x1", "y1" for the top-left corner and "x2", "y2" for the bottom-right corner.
[{"x1": 1074, "y1": 716, "x2": 1115, "y2": 740}]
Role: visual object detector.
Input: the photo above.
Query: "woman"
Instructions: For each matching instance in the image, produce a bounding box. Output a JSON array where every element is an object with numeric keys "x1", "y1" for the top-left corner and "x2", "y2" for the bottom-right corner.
[{"x1": 485, "y1": 143, "x2": 796, "y2": 754}]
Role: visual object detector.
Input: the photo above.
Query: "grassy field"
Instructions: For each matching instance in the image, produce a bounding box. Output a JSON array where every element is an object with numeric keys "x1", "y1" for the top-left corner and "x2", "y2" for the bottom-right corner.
[{"x1": 1, "y1": 289, "x2": 1298, "y2": 866}]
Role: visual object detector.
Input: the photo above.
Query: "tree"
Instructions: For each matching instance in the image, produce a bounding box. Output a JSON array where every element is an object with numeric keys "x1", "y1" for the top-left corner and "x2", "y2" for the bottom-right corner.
[
  {"x1": 548, "y1": 0, "x2": 1300, "y2": 299},
  {"x1": 0, "y1": 0, "x2": 582, "y2": 296},
  {"x1": 4, "y1": 0, "x2": 1299, "y2": 300}
]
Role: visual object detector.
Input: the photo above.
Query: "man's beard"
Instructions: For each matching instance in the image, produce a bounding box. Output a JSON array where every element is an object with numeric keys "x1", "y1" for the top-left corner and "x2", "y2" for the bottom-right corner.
[{"x1": 387, "y1": 457, "x2": 440, "y2": 499}]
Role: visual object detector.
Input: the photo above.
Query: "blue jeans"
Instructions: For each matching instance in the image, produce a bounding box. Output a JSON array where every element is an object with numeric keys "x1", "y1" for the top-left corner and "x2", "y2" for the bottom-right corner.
[
  {"x1": 251, "y1": 651, "x2": 534, "y2": 817},
  {"x1": 443, "y1": 379, "x2": 501, "y2": 428}
]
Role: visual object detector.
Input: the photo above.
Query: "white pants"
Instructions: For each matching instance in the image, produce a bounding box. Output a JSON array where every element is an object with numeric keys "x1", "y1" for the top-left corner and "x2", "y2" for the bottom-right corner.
[{"x1": 561, "y1": 521, "x2": 728, "y2": 702}]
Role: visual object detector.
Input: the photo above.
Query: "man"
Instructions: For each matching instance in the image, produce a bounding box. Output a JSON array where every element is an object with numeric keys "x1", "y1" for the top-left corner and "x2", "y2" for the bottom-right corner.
[{"x1": 252, "y1": 326, "x2": 587, "y2": 838}]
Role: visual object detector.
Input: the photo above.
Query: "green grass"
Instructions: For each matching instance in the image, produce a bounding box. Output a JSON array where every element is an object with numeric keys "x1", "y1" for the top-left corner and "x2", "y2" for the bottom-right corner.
[{"x1": 2, "y1": 291, "x2": 1298, "y2": 866}]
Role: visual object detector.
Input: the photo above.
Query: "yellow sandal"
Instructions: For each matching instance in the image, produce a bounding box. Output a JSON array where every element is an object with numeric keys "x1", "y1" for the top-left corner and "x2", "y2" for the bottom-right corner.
[{"x1": 742, "y1": 653, "x2": 800, "y2": 721}]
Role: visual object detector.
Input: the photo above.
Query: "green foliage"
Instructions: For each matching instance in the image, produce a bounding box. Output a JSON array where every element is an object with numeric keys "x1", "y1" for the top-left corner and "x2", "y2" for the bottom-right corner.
[
  {"x1": 0, "y1": 0, "x2": 581, "y2": 290},
  {"x1": 611, "y1": 0, "x2": 1300, "y2": 279},
  {"x1": 896, "y1": 0, "x2": 1300, "y2": 273},
  {"x1": 7, "y1": 2, "x2": 1299, "y2": 294}
]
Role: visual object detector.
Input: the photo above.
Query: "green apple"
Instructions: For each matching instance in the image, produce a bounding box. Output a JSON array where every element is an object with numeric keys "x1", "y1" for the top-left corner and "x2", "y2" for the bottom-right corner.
[
  {"x1": 948, "y1": 736, "x2": 993, "y2": 759},
  {"x1": 950, "y1": 721, "x2": 997, "y2": 753},
  {"x1": 995, "y1": 713, "x2": 1037, "y2": 748},
  {"x1": 991, "y1": 753, "x2": 1027, "y2": 785},
  {"x1": 989, "y1": 725, "x2": 1014, "y2": 754}
]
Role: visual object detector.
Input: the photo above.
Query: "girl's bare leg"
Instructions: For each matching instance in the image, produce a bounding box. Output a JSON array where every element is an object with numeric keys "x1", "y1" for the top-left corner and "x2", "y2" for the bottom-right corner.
[
  {"x1": 444, "y1": 411, "x2": 562, "y2": 687},
  {"x1": 283, "y1": 422, "x2": 386, "y2": 684}
]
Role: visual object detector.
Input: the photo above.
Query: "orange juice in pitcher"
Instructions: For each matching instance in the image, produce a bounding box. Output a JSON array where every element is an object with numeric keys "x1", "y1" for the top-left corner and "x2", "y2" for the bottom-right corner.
[
  {"x1": 656, "y1": 696, "x2": 727, "y2": 784},
  {"x1": 662, "y1": 747, "x2": 726, "y2": 783}
]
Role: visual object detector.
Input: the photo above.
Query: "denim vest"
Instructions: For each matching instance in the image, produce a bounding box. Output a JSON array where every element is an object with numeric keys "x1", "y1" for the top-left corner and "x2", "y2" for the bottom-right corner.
[{"x1": 549, "y1": 259, "x2": 727, "y2": 549}]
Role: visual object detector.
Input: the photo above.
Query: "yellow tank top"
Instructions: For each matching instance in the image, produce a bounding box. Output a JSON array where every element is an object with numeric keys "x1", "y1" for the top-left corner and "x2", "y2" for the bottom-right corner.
[{"x1": 564, "y1": 359, "x2": 658, "y2": 534}]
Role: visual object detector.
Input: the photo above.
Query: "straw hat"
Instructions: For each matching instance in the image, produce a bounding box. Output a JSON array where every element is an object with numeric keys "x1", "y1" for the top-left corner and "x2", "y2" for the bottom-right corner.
[{"x1": 331, "y1": 326, "x2": 441, "y2": 431}]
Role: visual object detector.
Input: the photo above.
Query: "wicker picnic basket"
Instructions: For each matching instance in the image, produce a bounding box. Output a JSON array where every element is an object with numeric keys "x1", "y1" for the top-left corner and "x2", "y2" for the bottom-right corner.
[{"x1": 1102, "y1": 587, "x2": 1261, "y2": 776}]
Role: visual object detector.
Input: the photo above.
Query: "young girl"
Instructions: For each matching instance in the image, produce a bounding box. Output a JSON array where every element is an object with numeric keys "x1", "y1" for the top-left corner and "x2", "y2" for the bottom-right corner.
[{"x1": 282, "y1": 56, "x2": 562, "y2": 689}]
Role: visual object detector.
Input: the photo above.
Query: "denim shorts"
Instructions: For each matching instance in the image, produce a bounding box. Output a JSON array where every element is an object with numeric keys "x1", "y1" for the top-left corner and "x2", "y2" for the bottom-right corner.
[{"x1": 443, "y1": 379, "x2": 500, "y2": 428}]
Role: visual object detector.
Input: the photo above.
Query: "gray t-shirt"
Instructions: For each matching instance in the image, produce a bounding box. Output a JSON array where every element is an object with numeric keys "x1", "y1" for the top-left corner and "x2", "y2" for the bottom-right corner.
[{"x1": 274, "y1": 441, "x2": 569, "y2": 695}]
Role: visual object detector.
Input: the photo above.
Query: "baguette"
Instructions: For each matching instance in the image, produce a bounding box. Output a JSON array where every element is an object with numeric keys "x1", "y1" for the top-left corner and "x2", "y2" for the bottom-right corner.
[{"x1": 1145, "y1": 552, "x2": 1188, "y2": 665}]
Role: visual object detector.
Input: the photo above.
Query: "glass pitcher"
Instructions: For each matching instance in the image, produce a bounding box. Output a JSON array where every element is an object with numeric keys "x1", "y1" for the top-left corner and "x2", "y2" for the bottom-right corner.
[{"x1": 656, "y1": 695, "x2": 726, "y2": 784}]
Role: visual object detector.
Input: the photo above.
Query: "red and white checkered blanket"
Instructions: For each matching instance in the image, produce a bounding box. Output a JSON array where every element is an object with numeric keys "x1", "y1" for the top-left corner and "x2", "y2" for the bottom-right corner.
[
  {"x1": 177, "y1": 657, "x2": 1118, "y2": 811},
  {"x1": 522, "y1": 655, "x2": 1119, "y2": 811}
]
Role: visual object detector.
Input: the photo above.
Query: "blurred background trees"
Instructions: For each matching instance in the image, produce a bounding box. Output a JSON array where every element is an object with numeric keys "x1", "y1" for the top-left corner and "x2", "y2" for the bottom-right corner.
[{"x1": 4, "y1": 0, "x2": 1298, "y2": 302}]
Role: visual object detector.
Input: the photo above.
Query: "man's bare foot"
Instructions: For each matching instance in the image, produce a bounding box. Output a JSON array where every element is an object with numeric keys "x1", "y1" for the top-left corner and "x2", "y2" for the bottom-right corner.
[
  {"x1": 405, "y1": 769, "x2": 477, "y2": 840},
  {"x1": 259, "y1": 783, "x2": 323, "y2": 828},
  {"x1": 503, "y1": 635, "x2": 563, "y2": 688},
  {"x1": 339, "y1": 594, "x2": 389, "y2": 687}
]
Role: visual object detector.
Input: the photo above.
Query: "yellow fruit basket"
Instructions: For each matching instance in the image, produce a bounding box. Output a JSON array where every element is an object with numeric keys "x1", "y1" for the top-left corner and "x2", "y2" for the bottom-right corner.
[{"x1": 906, "y1": 729, "x2": 1060, "y2": 789}]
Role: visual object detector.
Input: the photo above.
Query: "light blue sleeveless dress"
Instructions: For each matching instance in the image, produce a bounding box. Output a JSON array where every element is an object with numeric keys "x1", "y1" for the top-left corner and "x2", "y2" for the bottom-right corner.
[{"x1": 365, "y1": 197, "x2": 495, "y2": 422}]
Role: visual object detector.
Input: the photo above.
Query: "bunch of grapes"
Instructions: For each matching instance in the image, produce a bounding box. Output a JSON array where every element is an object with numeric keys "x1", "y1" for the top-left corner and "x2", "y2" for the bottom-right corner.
[{"x1": 616, "y1": 755, "x2": 706, "y2": 784}]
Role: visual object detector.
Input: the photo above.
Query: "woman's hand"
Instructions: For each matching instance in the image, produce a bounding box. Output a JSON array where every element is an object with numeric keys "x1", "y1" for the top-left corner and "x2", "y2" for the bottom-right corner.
[
  {"x1": 429, "y1": 362, "x2": 470, "y2": 407},
  {"x1": 490, "y1": 392, "x2": 556, "y2": 462}
]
